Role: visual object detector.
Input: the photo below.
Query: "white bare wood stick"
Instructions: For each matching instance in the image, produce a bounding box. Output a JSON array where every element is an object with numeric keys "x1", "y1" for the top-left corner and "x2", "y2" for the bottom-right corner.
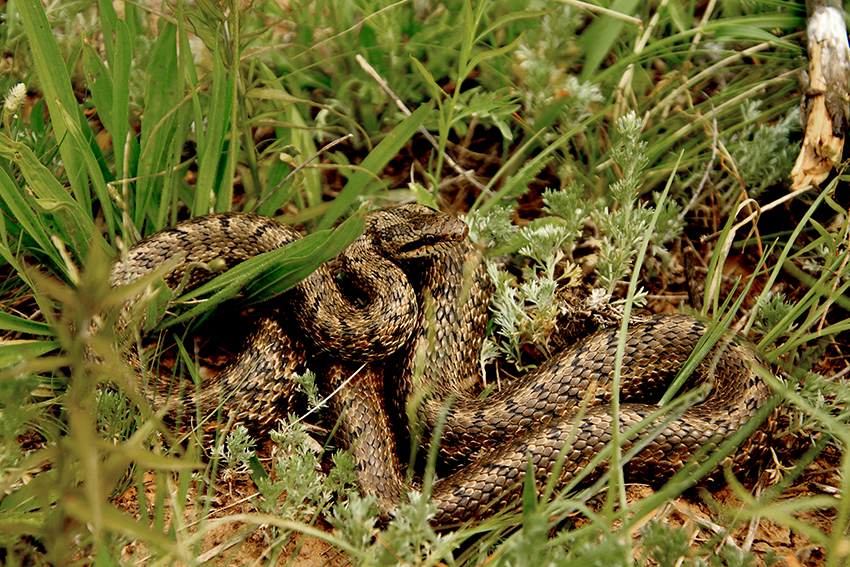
[{"x1": 790, "y1": 0, "x2": 850, "y2": 189}]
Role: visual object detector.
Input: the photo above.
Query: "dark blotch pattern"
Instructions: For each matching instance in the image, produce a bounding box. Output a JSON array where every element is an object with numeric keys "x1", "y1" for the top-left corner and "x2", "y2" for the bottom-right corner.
[{"x1": 111, "y1": 207, "x2": 775, "y2": 526}]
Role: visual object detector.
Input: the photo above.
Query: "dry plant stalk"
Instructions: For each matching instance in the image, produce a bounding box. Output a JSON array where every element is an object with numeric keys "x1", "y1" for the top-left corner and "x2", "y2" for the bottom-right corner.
[{"x1": 791, "y1": 0, "x2": 850, "y2": 189}]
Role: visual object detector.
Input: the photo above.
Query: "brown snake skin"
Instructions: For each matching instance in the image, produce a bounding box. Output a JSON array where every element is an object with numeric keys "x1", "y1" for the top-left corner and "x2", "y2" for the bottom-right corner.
[
  {"x1": 110, "y1": 207, "x2": 466, "y2": 424},
  {"x1": 111, "y1": 205, "x2": 774, "y2": 525}
]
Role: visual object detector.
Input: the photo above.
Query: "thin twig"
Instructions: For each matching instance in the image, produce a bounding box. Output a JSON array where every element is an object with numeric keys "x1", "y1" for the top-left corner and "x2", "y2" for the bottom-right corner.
[
  {"x1": 616, "y1": 0, "x2": 666, "y2": 110},
  {"x1": 679, "y1": 109, "x2": 719, "y2": 222},
  {"x1": 355, "y1": 54, "x2": 488, "y2": 192},
  {"x1": 251, "y1": 133, "x2": 353, "y2": 213},
  {"x1": 827, "y1": 363, "x2": 850, "y2": 382},
  {"x1": 668, "y1": 500, "x2": 741, "y2": 550},
  {"x1": 819, "y1": 233, "x2": 850, "y2": 332},
  {"x1": 289, "y1": 363, "x2": 368, "y2": 427},
  {"x1": 555, "y1": 0, "x2": 643, "y2": 26},
  {"x1": 740, "y1": 481, "x2": 766, "y2": 553},
  {"x1": 196, "y1": 530, "x2": 254, "y2": 563},
  {"x1": 700, "y1": 184, "x2": 816, "y2": 242}
]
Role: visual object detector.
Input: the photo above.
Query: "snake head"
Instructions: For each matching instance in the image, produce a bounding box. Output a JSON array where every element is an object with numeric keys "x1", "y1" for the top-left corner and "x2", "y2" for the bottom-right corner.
[{"x1": 369, "y1": 205, "x2": 469, "y2": 260}]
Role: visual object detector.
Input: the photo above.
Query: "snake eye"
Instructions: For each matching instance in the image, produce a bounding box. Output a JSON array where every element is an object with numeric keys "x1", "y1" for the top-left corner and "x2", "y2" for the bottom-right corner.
[{"x1": 399, "y1": 233, "x2": 438, "y2": 256}]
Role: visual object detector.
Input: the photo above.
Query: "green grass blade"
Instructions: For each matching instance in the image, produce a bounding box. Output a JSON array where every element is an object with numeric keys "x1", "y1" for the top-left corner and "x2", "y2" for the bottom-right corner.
[
  {"x1": 52, "y1": 99, "x2": 118, "y2": 239},
  {"x1": 317, "y1": 105, "x2": 431, "y2": 230},
  {"x1": 68, "y1": 498, "x2": 194, "y2": 562},
  {"x1": 93, "y1": 0, "x2": 133, "y2": 201},
  {"x1": 0, "y1": 313, "x2": 52, "y2": 336},
  {"x1": 110, "y1": 19, "x2": 132, "y2": 185},
  {"x1": 83, "y1": 43, "x2": 114, "y2": 133},
  {"x1": 8, "y1": 141, "x2": 110, "y2": 260},
  {"x1": 244, "y1": 210, "x2": 365, "y2": 302},
  {"x1": 607, "y1": 149, "x2": 680, "y2": 514},
  {"x1": 194, "y1": 36, "x2": 232, "y2": 215},
  {"x1": 96, "y1": 0, "x2": 118, "y2": 63},
  {"x1": 15, "y1": 0, "x2": 91, "y2": 212},
  {"x1": 465, "y1": 35, "x2": 524, "y2": 78},
  {"x1": 714, "y1": 24, "x2": 795, "y2": 47},
  {"x1": 0, "y1": 160, "x2": 59, "y2": 266},
  {"x1": 159, "y1": 211, "x2": 365, "y2": 329},
  {"x1": 479, "y1": 9, "x2": 549, "y2": 40},
  {"x1": 0, "y1": 341, "x2": 59, "y2": 367},
  {"x1": 135, "y1": 23, "x2": 181, "y2": 230},
  {"x1": 284, "y1": 100, "x2": 323, "y2": 212},
  {"x1": 579, "y1": 0, "x2": 641, "y2": 81}
]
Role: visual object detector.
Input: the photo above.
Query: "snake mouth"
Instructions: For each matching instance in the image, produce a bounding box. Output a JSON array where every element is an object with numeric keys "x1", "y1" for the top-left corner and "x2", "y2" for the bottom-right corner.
[{"x1": 397, "y1": 237, "x2": 462, "y2": 257}]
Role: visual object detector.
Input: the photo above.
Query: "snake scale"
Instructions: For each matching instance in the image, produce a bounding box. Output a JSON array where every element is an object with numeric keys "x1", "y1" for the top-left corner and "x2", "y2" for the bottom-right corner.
[{"x1": 111, "y1": 205, "x2": 774, "y2": 525}]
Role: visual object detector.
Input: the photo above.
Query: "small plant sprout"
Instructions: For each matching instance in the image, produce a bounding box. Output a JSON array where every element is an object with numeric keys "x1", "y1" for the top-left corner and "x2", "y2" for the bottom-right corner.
[
  {"x1": 258, "y1": 418, "x2": 342, "y2": 521},
  {"x1": 265, "y1": 422, "x2": 319, "y2": 515},
  {"x1": 593, "y1": 111, "x2": 683, "y2": 297},
  {"x1": 755, "y1": 291, "x2": 796, "y2": 336},
  {"x1": 542, "y1": 184, "x2": 590, "y2": 242},
  {"x1": 484, "y1": 214, "x2": 583, "y2": 368},
  {"x1": 220, "y1": 424, "x2": 256, "y2": 474},
  {"x1": 293, "y1": 369, "x2": 321, "y2": 409},
  {"x1": 329, "y1": 493, "x2": 380, "y2": 555},
  {"x1": 464, "y1": 205, "x2": 518, "y2": 247}
]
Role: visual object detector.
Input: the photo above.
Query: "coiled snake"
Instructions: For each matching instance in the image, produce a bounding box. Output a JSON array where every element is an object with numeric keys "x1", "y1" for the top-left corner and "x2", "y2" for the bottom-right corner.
[{"x1": 111, "y1": 205, "x2": 773, "y2": 525}]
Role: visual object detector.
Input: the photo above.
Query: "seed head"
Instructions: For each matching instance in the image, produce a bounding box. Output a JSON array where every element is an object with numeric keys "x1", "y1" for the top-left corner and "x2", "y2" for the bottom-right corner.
[{"x1": 4, "y1": 83, "x2": 26, "y2": 113}]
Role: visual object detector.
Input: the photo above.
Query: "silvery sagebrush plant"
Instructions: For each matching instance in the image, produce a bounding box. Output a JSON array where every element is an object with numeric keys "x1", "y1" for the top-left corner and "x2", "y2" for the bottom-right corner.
[
  {"x1": 726, "y1": 100, "x2": 799, "y2": 199},
  {"x1": 753, "y1": 291, "x2": 796, "y2": 338},
  {"x1": 468, "y1": 111, "x2": 684, "y2": 372},
  {"x1": 262, "y1": 420, "x2": 327, "y2": 519},
  {"x1": 219, "y1": 423, "x2": 256, "y2": 479},
  {"x1": 592, "y1": 111, "x2": 683, "y2": 298},
  {"x1": 329, "y1": 490, "x2": 451, "y2": 566},
  {"x1": 217, "y1": 413, "x2": 358, "y2": 521},
  {"x1": 512, "y1": 0, "x2": 603, "y2": 133}
]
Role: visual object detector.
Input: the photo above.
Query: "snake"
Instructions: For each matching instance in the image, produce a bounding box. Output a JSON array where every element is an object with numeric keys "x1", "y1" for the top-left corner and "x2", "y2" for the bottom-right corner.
[
  {"x1": 110, "y1": 205, "x2": 774, "y2": 525},
  {"x1": 109, "y1": 207, "x2": 466, "y2": 425}
]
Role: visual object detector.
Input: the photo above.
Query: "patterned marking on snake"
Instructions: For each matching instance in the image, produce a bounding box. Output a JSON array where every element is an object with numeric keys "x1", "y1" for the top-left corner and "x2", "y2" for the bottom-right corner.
[
  {"x1": 317, "y1": 206, "x2": 774, "y2": 524},
  {"x1": 110, "y1": 207, "x2": 466, "y2": 425},
  {"x1": 112, "y1": 205, "x2": 774, "y2": 525}
]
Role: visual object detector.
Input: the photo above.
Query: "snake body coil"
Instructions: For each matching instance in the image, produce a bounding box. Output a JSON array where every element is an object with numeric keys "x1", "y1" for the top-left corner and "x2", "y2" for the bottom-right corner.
[
  {"x1": 112, "y1": 206, "x2": 773, "y2": 525},
  {"x1": 110, "y1": 208, "x2": 465, "y2": 424}
]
